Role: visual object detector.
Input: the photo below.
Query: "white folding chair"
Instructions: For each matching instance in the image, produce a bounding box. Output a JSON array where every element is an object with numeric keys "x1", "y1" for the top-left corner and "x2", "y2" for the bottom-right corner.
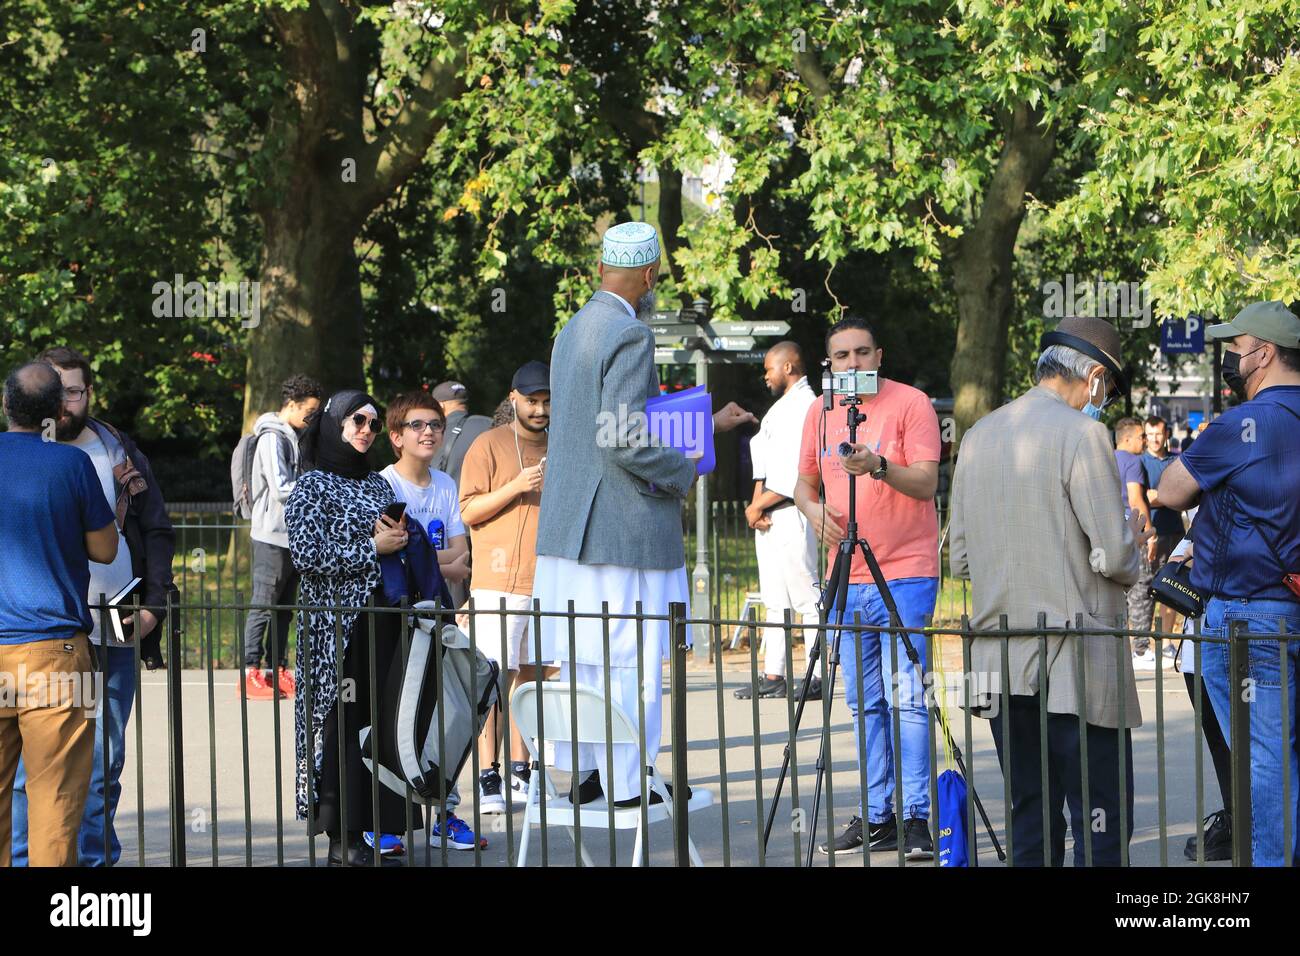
[
  {"x1": 510, "y1": 681, "x2": 713, "y2": 867},
  {"x1": 728, "y1": 591, "x2": 764, "y2": 650}
]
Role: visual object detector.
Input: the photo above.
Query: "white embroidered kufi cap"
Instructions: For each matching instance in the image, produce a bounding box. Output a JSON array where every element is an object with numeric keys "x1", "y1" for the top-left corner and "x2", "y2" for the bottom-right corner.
[{"x1": 601, "y1": 221, "x2": 661, "y2": 267}]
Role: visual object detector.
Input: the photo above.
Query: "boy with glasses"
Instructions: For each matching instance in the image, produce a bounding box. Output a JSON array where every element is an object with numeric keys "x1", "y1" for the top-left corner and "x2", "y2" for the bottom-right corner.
[{"x1": 377, "y1": 392, "x2": 479, "y2": 851}]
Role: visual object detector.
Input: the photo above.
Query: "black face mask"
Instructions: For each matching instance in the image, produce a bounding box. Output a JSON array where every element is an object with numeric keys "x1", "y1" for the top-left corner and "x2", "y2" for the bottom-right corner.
[{"x1": 1221, "y1": 345, "x2": 1266, "y2": 398}]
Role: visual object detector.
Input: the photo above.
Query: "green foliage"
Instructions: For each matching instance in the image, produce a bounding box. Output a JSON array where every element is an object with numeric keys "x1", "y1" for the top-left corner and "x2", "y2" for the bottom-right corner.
[
  {"x1": 1050, "y1": 0, "x2": 1300, "y2": 317},
  {"x1": 0, "y1": 1, "x2": 276, "y2": 458},
  {"x1": 4, "y1": 0, "x2": 1300, "y2": 494}
]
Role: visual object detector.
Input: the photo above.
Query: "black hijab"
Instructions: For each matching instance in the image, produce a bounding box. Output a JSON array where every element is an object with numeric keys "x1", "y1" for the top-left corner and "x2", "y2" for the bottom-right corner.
[{"x1": 299, "y1": 389, "x2": 380, "y2": 480}]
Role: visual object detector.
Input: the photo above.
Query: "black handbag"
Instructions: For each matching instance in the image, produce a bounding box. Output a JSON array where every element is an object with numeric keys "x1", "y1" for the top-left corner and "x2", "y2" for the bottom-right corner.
[{"x1": 1149, "y1": 558, "x2": 1205, "y2": 618}]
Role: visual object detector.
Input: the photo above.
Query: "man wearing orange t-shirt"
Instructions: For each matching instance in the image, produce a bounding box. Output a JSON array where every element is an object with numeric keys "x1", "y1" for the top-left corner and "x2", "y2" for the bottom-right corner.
[{"x1": 794, "y1": 317, "x2": 941, "y2": 858}]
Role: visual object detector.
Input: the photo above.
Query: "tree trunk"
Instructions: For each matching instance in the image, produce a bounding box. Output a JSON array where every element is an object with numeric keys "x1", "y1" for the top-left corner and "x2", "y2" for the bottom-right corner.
[
  {"x1": 658, "y1": 167, "x2": 684, "y2": 283},
  {"x1": 243, "y1": 200, "x2": 365, "y2": 428},
  {"x1": 948, "y1": 103, "x2": 1056, "y2": 444},
  {"x1": 238, "y1": 2, "x2": 463, "y2": 428}
]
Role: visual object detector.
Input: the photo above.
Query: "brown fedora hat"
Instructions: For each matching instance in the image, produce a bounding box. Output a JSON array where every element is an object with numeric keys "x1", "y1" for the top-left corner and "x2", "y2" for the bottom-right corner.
[{"x1": 1039, "y1": 316, "x2": 1127, "y2": 393}]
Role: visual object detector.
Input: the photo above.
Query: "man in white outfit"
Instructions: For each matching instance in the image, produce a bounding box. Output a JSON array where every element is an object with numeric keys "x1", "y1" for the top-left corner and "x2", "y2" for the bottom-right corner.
[
  {"x1": 534, "y1": 221, "x2": 755, "y2": 806},
  {"x1": 736, "y1": 342, "x2": 824, "y2": 701}
]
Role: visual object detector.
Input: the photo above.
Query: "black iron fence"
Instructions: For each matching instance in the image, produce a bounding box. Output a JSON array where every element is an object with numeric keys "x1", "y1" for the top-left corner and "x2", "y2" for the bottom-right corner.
[
  {"x1": 166, "y1": 497, "x2": 963, "y2": 665},
  {"x1": 46, "y1": 592, "x2": 1297, "y2": 868}
]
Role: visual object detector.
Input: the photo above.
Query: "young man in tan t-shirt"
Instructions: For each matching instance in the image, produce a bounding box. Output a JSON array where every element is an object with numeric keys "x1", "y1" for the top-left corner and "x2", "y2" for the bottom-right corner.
[{"x1": 458, "y1": 361, "x2": 550, "y2": 809}]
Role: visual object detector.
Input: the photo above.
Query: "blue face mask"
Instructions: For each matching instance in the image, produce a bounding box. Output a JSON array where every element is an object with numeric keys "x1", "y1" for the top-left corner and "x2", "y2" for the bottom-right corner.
[{"x1": 1081, "y1": 371, "x2": 1108, "y2": 420}]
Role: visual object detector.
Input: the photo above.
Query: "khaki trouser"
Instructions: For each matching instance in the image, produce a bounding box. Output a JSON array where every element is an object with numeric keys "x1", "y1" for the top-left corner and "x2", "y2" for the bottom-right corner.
[{"x1": 0, "y1": 633, "x2": 96, "y2": 867}]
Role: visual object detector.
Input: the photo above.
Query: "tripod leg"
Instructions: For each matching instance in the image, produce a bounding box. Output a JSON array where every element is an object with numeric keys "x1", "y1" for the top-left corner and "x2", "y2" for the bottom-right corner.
[
  {"x1": 761, "y1": 622, "x2": 825, "y2": 849},
  {"x1": 856, "y1": 537, "x2": 1005, "y2": 859},
  {"x1": 762, "y1": 539, "x2": 853, "y2": 853},
  {"x1": 798, "y1": 571, "x2": 853, "y2": 862}
]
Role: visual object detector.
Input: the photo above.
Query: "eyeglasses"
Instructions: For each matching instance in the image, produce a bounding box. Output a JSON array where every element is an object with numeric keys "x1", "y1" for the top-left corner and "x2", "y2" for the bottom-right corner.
[
  {"x1": 350, "y1": 413, "x2": 383, "y2": 434},
  {"x1": 403, "y1": 419, "x2": 445, "y2": 434},
  {"x1": 63, "y1": 387, "x2": 87, "y2": 401}
]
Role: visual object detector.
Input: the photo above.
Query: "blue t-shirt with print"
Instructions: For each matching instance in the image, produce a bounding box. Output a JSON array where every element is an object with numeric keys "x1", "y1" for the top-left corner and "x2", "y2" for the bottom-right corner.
[
  {"x1": 1181, "y1": 386, "x2": 1300, "y2": 602},
  {"x1": 0, "y1": 432, "x2": 116, "y2": 643}
]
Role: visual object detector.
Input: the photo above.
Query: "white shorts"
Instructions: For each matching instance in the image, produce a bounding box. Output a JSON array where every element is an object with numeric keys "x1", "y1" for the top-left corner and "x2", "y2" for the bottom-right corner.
[{"x1": 469, "y1": 590, "x2": 536, "y2": 671}]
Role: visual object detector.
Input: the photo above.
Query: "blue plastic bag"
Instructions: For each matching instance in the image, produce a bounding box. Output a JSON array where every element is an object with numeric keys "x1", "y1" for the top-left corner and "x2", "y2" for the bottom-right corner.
[{"x1": 937, "y1": 768, "x2": 969, "y2": 867}]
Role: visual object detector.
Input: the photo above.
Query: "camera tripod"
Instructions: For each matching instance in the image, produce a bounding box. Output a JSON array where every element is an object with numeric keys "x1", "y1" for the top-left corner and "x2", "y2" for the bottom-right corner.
[{"x1": 761, "y1": 393, "x2": 1004, "y2": 867}]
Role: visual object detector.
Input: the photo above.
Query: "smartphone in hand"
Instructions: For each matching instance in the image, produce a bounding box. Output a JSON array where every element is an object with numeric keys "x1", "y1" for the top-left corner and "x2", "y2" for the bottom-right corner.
[{"x1": 383, "y1": 501, "x2": 407, "y2": 524}]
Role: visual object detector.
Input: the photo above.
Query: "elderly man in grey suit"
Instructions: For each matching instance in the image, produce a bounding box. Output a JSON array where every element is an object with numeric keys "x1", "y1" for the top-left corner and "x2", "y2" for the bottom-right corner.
[
  {"x1": 950, "y1": 315, "x2": 1152, "y2": 866},
  {"x1": 535, "y1": 221, "x2": 753, "y2": 807}
]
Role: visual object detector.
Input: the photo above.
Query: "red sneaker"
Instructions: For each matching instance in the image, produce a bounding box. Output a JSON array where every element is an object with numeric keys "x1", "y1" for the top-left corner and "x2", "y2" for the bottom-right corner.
[
  {"x1": 276, "y1": 666, "x2": 296, "y2": 699},
  {"x1": 240, "y1": 666, "x2": 275, "y2": 701}
]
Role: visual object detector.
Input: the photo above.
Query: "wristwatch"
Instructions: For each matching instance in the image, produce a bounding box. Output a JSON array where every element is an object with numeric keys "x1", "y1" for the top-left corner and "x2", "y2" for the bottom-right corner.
[{"x1": 870, "y1": 455, "x2": 889, "y2": 481}]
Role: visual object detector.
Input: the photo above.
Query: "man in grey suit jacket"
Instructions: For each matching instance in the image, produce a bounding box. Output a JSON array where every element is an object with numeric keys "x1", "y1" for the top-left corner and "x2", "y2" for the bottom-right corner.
[
  {"x1": 534, "y1": 221, "x2": 695, "y2": 808},
  {"x1": 534, "y1": 221, "x2": 753, "y2": 807}
]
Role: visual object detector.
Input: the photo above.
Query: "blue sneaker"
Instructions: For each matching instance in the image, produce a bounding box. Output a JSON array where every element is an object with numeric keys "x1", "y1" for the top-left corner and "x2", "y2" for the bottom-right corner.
[
  {"x1": 362, "y1": 831, "x2": 405, "y2": 855},
  {"x1": 428, "y1": 812, "x2": 487, "y2": 851}
]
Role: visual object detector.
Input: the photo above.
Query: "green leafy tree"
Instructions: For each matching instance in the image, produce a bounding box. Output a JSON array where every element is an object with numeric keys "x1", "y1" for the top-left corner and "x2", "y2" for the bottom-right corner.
[{"x1": 1049, "y1": 0, "x2": 1300, "y2": 315}]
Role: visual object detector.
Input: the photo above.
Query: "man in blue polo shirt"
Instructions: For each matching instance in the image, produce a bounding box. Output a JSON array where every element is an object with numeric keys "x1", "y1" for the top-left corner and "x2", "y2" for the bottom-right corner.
[
  {"x1": 0, "y1": 362, "x2": 119, "y2": 867},
  {"x1": 1158, "y1": 300, "x2": 1300, "y2": 867}
]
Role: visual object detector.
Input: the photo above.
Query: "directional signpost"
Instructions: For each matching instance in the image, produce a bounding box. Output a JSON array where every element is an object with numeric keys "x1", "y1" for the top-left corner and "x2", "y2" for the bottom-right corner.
[
  {"x1": 713, "y1": 335, "x2": 756, "y2": 351},
  {"x1": 652, "y1": 300, "x2": 792, "y2": 660}
]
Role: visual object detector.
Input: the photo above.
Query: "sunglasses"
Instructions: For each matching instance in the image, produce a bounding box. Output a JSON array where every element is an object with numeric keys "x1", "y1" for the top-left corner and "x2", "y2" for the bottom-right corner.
[
  {"x1": 350, "y1": 413, "x2": 383, "y2": 435},
  {"x1": 403, "y1": 419, "x2": 446, "y2": 434}
]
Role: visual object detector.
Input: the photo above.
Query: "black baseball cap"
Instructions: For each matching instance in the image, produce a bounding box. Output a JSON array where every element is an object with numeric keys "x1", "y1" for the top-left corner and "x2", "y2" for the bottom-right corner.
[{"x1": 511, "y1": 361, "x2": 550, "y2": 396}]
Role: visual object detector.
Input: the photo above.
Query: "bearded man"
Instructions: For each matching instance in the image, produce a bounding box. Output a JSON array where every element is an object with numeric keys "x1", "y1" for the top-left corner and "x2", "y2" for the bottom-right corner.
[
  {"x1": 8, "y1": 346, "x2": 176, "y2": 867},
  {"x1": 534, "y1": 221, "x2": 752, "y2": 807}
]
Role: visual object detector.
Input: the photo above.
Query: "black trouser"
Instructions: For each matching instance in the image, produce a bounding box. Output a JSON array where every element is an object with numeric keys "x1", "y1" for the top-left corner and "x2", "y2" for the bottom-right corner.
[
  {"x1": 315, "y1": 605, "x2": 412, "y2": 839},
  {"x1": 1184, "y1": 672, "x2": 1232, "y2": 814},
  {"x1": 243, "y1": 540, "x2": 299, "y2": 668},
  {"x1": 987, "y1": 694, "x2": 1135, "y2": 867}
]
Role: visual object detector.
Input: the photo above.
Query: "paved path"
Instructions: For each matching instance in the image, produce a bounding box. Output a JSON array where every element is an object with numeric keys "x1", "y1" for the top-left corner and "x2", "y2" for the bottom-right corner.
[{"x1": 109, "y1": 645, "x2": 1227, "y2": 867}]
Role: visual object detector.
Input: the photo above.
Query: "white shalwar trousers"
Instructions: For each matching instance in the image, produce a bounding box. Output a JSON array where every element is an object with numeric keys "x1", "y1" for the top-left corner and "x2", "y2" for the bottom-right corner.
[
  {"x1": 534, "y1": 555, "x2": 688, "y2": 803},
  {"x1": 553, "y1": 648, "x2": 663, "y2": 802},
  {"x1": 755, "y1": 506, "x2": 823, "y2": 679}
]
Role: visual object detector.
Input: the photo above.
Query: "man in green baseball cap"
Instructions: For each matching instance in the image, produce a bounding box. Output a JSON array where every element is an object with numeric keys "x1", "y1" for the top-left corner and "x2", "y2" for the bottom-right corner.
[
  {"x1": 1205, "y1": 299, "x2": 1300, "y2": 401},
  {"x1": 1157, "y1": 299, "x2": 1300, "y2": 865}
]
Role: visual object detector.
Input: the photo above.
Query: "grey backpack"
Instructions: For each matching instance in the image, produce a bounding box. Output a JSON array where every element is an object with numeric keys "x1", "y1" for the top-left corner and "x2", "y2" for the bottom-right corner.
[{"x1": 360, "y1": 602, "x2": 500, "y2": 803}]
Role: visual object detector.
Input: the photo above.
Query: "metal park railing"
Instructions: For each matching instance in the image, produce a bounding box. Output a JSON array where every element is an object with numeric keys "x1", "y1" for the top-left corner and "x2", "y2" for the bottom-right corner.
[{"x1": 33, "y1": 591, "x2": 1295, "y2": 869}]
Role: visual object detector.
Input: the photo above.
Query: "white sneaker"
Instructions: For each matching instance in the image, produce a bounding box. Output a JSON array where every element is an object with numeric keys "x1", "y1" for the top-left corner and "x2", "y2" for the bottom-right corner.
[
  {"x1": 509, "y1": 764, "x2": 539, "y2": 804},
  {"x1": 1133, "y1": 648, "x2": 1174, "y2": 670},
  {"x1": 478, "y1": 769, "x2": 507, "y2": 814}
]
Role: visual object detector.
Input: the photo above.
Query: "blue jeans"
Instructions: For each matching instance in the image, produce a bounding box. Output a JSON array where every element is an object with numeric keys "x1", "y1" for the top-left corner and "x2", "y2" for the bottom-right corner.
[
  {"x1": 1199, "y1": 596, "x2": 1300, "y2": 867},
  {"x1": 11, "y1": 643, "x2": 136, "y2": 867},
  {"x1": 831, "y1": 576, "x2": 938, "y2": 824}
]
